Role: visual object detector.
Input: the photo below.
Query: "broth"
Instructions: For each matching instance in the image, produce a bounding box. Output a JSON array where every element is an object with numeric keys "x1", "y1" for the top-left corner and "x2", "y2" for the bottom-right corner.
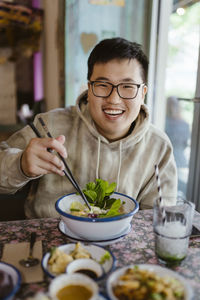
[{"x1": 56, "y1": 284, "x2": 92, "y2": 300}]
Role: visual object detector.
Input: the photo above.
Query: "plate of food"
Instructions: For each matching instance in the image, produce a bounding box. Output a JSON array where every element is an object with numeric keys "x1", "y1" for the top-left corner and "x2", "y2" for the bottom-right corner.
[
  {"x1": 42, "y1": 242, "x2": 115, "y2": 281},
  {"x1": 106, "y1": 264, "x2": 193, "y2": 300}
]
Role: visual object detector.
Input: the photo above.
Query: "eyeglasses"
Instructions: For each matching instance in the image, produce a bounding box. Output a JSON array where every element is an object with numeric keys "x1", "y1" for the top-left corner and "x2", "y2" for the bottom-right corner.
[{"x1": 89, "y1": 81, "x2": 145, "y2": 100}]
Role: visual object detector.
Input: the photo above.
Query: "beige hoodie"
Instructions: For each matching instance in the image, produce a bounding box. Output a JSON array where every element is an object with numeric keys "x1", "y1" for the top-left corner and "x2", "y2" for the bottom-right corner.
[{"x1": 0, "y1": 91, "x2": 177, "y2": 218}]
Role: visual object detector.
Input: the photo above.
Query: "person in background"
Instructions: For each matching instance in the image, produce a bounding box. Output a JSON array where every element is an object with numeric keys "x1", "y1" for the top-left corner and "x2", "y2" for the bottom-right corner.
[
  {"x1": 0, "y1": 37, "x2": 177, "y2": 218},
  {"x1": 165, "y1": 96, "x2": 190, "y2": 195}
]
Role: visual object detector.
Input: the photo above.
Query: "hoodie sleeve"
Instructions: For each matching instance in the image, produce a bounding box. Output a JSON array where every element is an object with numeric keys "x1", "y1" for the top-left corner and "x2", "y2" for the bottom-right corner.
[
  {"x1": 137, "y1": 140, "x2": 178, "y2": 209},
  {"x1": 0, "y1": 125, "x2": 38, "y2": 194}
]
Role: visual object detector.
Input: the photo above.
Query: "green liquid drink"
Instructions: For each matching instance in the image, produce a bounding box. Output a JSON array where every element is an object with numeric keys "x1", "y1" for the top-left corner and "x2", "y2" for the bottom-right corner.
[{"x1": 154, "y1": 222, "x2": 189, "y2": 266}]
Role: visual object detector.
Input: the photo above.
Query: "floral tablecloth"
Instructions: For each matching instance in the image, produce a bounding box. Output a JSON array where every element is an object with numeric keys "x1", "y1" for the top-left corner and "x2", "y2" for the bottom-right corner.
[{"x1": 0, "y1": 209, "x2": 200, "y2": 299}]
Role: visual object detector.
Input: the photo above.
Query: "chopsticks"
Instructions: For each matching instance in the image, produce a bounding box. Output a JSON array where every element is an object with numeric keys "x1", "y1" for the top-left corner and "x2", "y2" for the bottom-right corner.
[{"x1": 29, "y1": 118, "x2": 91, "y2": 211}]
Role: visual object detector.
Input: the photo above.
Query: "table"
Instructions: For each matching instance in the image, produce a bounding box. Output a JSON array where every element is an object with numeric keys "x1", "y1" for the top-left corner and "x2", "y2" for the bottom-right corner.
[{"x1": 0, "y1": 209, "x2": 200, "y2": 299}]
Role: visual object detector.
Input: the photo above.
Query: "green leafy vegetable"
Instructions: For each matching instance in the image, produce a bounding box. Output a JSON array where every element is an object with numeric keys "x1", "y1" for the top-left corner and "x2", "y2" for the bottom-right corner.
[
  {"x1": 83, "y1": 190, "x2": 97, "y2": 202},
  {"x1": 49, "y1": 247, "x2": 57, "y2": 258},
  {"x1": 83, "y1": 179, "x2": 116, "y2": 206},
  {"x1": 105, "y1": 199, "x2": 121, "y2": 217},
  {"x1": 99, "y1": 251, "x2": 111, "y2": 264},
  {"x1": 80, "y1": 179, "x2": 123, "y2": 218}
]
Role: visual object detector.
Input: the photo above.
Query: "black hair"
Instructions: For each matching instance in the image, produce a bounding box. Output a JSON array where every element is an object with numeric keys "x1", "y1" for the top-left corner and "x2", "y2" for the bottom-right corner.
[{"x1": 87, "y1": 37, "x2": 149, "y2": 82}]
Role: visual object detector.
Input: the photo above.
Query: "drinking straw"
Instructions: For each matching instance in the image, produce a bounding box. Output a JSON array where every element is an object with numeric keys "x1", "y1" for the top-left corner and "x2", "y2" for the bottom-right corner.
[
  {"x1": 29, "y1": 121, "x2": 91, "y2": 211},
  {"x1": 154, "y1": 164, "x2": 166, "y2": 222}
]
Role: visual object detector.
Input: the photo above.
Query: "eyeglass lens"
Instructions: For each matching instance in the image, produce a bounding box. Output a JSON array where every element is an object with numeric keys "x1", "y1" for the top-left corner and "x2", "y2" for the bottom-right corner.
[{"x1": 92, "y1": 82, "x2": 139, "y2": 99}]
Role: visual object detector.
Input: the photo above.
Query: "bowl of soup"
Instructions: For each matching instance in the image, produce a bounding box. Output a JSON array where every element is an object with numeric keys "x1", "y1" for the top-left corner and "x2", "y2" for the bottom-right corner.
[
  {"x1": 49, "y1": 273, "x2": 99, "y2": 300},
  {"x1": 55, "y1": 191, "x2": 139, "y2": 241}
]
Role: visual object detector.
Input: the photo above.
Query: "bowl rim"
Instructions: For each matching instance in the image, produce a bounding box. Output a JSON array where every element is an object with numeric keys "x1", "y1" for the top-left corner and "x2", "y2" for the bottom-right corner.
[
  {"x1": 66, "y1": 258, "x2": 104, "y2": 280},
  {"x1": 0, "y1": 261, "x2": 21, "y2": 300},
  {"x1": 55, "y1": 191, "x2": 139, "y2": 223},
  {"x1": 49, "y1": 273, "x2": 99, "y2": 299},
  {"x1": 41, "y1": 243, "x2": 116, "y2": 280}
]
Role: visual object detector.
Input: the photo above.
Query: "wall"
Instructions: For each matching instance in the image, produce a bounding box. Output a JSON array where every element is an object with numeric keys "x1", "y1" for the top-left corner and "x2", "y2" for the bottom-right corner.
[
  {"x1": 0, "y1": 0, "x2": 61, "y2": 220},
  {"x1": 43, "y1": 0, "x2": 60, "y2": 110}
]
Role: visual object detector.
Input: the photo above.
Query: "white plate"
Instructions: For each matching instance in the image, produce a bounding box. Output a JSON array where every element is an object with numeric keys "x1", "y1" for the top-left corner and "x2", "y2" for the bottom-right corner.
[
  {"x1": 42, "y1": 243, "x2": 116, "y2": 280},
  {"x1": 58, "y1": 220, "x2": 131, "y2": 246},
  {"x1": 106, "y1": 264, "x2": 193, "y2": 300}
]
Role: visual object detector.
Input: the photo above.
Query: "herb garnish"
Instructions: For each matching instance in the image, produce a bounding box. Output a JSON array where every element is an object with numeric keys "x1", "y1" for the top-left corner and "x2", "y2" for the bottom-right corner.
[{"x1": 75, "y1": 179, "x2": 123, "y2": 218}]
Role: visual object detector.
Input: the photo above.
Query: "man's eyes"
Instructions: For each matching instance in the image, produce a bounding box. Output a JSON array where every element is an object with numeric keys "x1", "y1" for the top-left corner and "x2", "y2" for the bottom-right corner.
[
  {"x1": 122, "y1": 84, "x2": 136, "y2": 89},
  {"x1": 94, "y1": 82, "x2": 137, "y2": 89},
  {"x1": 95, "y1": 83, "x2": 109, "y2": 88}
]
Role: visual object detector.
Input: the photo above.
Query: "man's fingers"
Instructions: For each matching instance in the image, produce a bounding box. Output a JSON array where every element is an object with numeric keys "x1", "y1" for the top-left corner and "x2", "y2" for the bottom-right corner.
[
  {"x1": 38, "y1": 151, "x2": 65, "y2": 170},
  {"x1": 21, "y1": 137, "x2": 67, "y2": 177},
  {"x1": 22, "y1": 152, "x2": 65, "y2": 177},
  {"x1": 56, "y1": 135, "x2": 65, "y2": 144},
  {"x1": 35, "y1": 157, "x2": 65, "y2": 176},
  {"x1": 45, "y1": 137, "x2": 67, "y2": 158}
]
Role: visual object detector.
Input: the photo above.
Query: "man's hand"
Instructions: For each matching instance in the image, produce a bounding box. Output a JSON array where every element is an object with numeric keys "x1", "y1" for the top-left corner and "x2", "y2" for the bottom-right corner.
[{"x1": 21, "y1": 135, "x2": 67, "y2": 177}]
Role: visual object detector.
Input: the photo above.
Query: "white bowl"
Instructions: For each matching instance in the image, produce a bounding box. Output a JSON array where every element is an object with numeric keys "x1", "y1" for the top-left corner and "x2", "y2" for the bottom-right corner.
[
  {"x1": 0, "y1": 262, "x2": 21, "y2": 300},
  {"x1": 55, "y1": 192, "x2": 139, "y2": 241},
  {"x1": 66, "y1": 258, "x2": 104, "y2": 280},
  {"x1": 106, "y1": 264, "x2": 193, "y2": 300},
  {"x1": 49, "y1": 273, "x2": 99, "y2": 300},
  {"x1": 42, "y1": 243, "x2": 115, "y2": 279}
]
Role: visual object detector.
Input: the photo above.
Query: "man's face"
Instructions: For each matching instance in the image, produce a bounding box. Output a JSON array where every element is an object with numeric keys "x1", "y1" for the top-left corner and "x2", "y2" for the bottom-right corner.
[{"x1": 87, "y1": 58, "x2": 147, "y2": 142}]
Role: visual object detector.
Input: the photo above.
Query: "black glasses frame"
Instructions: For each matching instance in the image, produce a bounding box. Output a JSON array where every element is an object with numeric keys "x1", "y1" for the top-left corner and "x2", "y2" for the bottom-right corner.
[{"x1": 89, "y1": 80, "x2": 145, "y2": 100}]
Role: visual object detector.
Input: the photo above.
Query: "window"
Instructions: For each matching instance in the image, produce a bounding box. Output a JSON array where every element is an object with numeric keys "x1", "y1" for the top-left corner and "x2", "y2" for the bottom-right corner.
[
  {"x1": 65, "y1": 0, "x2": 153, "y2": 105},
  {"x1": 164, "y1": 1, "x2": 200, "y2": 201}
]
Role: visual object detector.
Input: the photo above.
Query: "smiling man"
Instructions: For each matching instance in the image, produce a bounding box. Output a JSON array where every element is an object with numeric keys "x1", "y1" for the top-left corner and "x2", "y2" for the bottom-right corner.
[
  {"x1": 87, "y1": 59, "x2": 147, "y2": 142},
  {"x1": 0, "y1": 37, "x2": 177, "y2": 218}
]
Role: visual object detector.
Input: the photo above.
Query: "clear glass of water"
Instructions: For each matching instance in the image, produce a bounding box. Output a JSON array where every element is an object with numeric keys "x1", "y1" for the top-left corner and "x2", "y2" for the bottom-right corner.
[{"x1": 153, "y1": 197, "x2": 194, "y2": 266}]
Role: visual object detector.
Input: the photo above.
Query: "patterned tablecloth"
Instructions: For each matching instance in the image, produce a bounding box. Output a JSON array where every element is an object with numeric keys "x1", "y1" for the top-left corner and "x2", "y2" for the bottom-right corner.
[{"x1": 0, "y1": 209, "x2": 200, "y2": 299}]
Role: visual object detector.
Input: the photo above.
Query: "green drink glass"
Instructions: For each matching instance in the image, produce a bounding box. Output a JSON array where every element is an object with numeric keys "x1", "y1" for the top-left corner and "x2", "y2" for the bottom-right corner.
[{"x1": 153, "y1": 197, "x2": 194, "y2": 266}]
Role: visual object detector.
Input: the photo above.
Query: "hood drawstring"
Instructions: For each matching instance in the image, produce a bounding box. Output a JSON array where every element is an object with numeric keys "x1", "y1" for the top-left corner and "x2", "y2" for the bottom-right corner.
[
  {"x1": 96, "y1": 137, "x2": 122, "y2": 192},
  {"x1": 116, "y1": 141, "x2": 122, "y2": 191},
  {"x1": 96, "y1": 136, "x2": 101, "y2": 179}
]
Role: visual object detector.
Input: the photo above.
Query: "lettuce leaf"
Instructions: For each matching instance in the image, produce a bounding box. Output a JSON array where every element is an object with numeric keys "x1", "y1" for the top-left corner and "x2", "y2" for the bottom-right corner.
[
  {"x1": 81, "y1": 179, "x2": 121, "y2": 217},
  {"x1": 105, "y1": 199, "x2": 121, "y2": 217}
]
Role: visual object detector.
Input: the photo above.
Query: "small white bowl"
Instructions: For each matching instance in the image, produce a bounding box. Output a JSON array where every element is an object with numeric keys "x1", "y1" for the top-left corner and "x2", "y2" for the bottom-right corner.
[
  {"x1": 106, "y1": 264, "x2": 193, "y2": 300},
  {"x1": 0, "y1": 262, "x2": 21, "y2": 300},
  {"x1": 66, "y1": 258, "x2": 104, "y2": 281},
  {"x1": 42, "y1": 243, "x2": 115, "y2": 279},
  {"x1": 49, "y1": 273, "x2": 99, "y2": 300},
  {"x1": 55, "y1": 192, "x2": 139, "y2": 241}
]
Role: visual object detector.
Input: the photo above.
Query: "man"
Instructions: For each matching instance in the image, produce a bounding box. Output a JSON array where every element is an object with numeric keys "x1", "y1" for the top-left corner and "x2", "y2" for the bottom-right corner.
[{"x1": 0, "y1": 37, "x2": 177, "y2": 218}]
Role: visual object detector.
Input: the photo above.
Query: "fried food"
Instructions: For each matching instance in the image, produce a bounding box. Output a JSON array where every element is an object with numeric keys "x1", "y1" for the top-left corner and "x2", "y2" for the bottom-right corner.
[
  {"x1": 112, "y1": 266, "x2": 185, "y2": 300},
  {"x1": 48, "y1": 243, "x2": 91, "y2": 275},
  {"x1": 70, "y1": 242, "x2": 92, "y2": 259},
  {"x1": 48, "y1": 248, "x2": 73, "y2": 274}
]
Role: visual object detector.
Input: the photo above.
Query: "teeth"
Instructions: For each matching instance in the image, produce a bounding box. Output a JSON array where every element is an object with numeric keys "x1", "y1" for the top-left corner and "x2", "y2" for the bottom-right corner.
[{"x1": 104, "y1": 109, "x2": 123, "y2": 115}]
